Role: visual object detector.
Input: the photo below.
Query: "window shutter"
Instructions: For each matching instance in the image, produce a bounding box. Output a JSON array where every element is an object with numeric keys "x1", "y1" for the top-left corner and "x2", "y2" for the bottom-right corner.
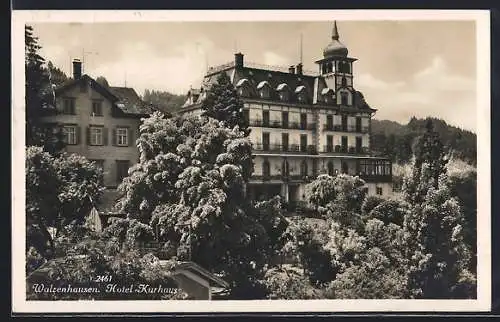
[
  {"x1": 112, "y1": 128, "x2": 116, "y2": 146},
  {"x1": 76, "y1": 126, "x2": 81, "y2": 145},
  {"x1": 103, "y1": 127, "x2": 108, "y2": 146},
  {"x1": 86, "y1": 127, "x2": 91, "y2": 145},
  {"x1": 128, "y1": 128, "x2": 134, "y2": 147}
]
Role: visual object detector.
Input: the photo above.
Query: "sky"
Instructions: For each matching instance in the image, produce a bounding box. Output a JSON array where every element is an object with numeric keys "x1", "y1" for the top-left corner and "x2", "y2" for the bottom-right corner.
[{"x1": 31, "y1": 20, "x2": 477, "y2": 132}]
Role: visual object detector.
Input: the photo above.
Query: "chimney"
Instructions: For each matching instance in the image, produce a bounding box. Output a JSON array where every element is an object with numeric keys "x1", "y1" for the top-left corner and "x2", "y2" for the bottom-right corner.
[
  {"x1": 235, "y1": 53, "x2": 244, "y2": 68},
  {"x1": 289, "y1": 65, "x2": 295, "y2": 74},
  {"x1": 296, "y1": 63, "x2": 303, "y2": 75},
  {"x1": 72, "y1": 59, "x2": 82, "y2": 80}
]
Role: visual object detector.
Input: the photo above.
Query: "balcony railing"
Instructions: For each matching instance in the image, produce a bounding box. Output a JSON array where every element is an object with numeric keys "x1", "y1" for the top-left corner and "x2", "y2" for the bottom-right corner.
[
  {"x1": 323, "y1": 124, "x2": 370, "y2": 133},
  {"x1": 249, "y1": 119, "x2": 315, "y2": 130},
  {"x1": 253, "y1": 143, "x2": 317, "y2": 154},
  {"x1": 252, "y1": 172, "x2": 392, "y2": 183},
  {"x1": 322, "y1": 145, "x2": 370, "y2": 154},
  {"x1": 252, "y1": 174, "x2": 313, "y2": 182}
]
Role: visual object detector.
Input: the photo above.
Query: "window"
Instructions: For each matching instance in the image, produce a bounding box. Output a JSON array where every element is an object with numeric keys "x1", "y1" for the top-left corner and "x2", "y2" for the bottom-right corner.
[
  {"x1": 326, "y1": 135, "x2": 333, "y2": 152},
  {"x1": 116, "y1": 160, "x2": 130, "y2": 183},
  {"x1": 90, "y1": 127, "x2": 103, "y2": 146},
  {"x1": 262, "y1": 110, "x2": 270, "y2": 127},
  {"x1": 116, "y1": 128, "x2": 128, "y2": 146},
  {"x1": 282, "y1": 133, "x2": 289, "y2": 151},
  {"x1": 327, "y1": 162, "x2": 334, "y2": 176},
  {"x1": 263, "y1": 159, "x2": 270, "y2": 177},
  {"x1": 300, "y1": 113, "x2": 307, "y2": 129},
  {"x1": 341, "y1": 77, "x2": 347, "y2": 87},
  {"x1": 62, "y1": 98, "x2": 76, "y2": 115},
  {"x1": 282, "y1": 160, "x2": 289, "y2": 177},
  {"x1": 90, "y1": 159, "x2": 105, "y2": 170},
  {"x1": 376, "y1": 187, "x2": 383, "y2": 196},
  {"x1": 63, "y1": 126, "x2": 77, "y2": 145},
  {"x1": 300, "y1": 160, "x2": 308, "y2": 177},
  {"x1": 326, "y1": 115, "x2": 333, "y2": 130},
  {"x1": 341, "y1": 92, "x2": 348, "y2": 105},
  {"x1": 92, "y1": 100, "x2": 103, "y2": 116},
  {"x1": 282, "y1": 111, "x2": 289, "y2": 128}
]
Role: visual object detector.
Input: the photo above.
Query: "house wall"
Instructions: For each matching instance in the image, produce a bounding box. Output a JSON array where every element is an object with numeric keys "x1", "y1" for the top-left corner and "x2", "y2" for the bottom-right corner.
[{"x1": 41, "y1": 81, "x2": 141, "y2": 187}]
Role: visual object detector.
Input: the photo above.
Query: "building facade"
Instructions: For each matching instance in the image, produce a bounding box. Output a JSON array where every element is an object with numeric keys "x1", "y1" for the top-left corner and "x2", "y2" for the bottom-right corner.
[
  {"x1": 182, "y1": 22, "x2": 393, "y2": 204},
  {"x1": 41, "y1": 59, "x2": 154, "y2": 188}
]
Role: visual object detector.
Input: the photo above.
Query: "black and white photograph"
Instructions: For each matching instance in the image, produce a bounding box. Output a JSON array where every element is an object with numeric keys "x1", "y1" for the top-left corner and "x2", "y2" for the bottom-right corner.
[{"x1": 12, "y1": 10, "x2": 491, "y2": 313}]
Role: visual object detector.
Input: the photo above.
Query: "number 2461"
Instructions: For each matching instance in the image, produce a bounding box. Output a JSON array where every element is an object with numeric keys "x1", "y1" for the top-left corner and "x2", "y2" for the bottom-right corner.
[{"x1": 94, "y1": 275, "x2": 112, "y2": 282}]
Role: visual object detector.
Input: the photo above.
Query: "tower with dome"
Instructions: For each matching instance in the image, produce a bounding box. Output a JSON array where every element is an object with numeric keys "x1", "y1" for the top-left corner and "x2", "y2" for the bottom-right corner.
[{"x1": 180, "y1": 21, "x2": 393, "y2": 206}]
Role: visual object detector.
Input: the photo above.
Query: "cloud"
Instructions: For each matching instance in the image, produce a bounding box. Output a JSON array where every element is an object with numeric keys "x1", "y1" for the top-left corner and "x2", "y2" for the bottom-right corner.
[
  {"x1": 89, "y1": 39, "x2": 222, "y2": 95},
  {"x1": 357, "y1": 73, "x2": 405, "y2": 90},
  {"x1": 357, "y1": 56, "x2": 476, "y2": 132},
  {"x1": 262, "y1": 51, "x2": 291, "y2": 67}
]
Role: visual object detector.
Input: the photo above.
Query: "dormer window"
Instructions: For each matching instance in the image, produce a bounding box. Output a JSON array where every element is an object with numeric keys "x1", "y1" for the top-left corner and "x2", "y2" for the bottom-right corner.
[
  {"x1": 236, "y1": 78, "x2": 251, "y2": 97},
  {"x1": 276, "y1": 83, "x2": 290, "y2": 101},
  {"x1": 295, "y1": 85, "x2": 307, "y2": 103},
  {"x1": 321, "y1": 88, "x2": 334, "y2": 104},
  {"x1": 257, "y1": 81, "x2": 271, "y2": 99}
]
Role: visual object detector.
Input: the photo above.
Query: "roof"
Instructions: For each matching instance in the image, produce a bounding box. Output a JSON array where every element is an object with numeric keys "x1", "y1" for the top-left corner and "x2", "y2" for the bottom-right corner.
[
  {"x1": 189, "y1": 64, "x2": 375, "y2": 112},
  {"x1": 108, "y1": 86, "x2": 155, "y2": 115},
  {"x1": 173, "y1": 261, "x2": 230, "y2": 289},
  {"x1": 53, "y1": 75, "x2": 154, "y2": 116}
]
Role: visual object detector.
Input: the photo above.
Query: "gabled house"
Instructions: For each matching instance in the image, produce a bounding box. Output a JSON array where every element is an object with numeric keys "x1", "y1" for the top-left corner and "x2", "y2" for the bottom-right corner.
[{"x1": 40, "y1": 59, "x2": 156, "y2": 189}]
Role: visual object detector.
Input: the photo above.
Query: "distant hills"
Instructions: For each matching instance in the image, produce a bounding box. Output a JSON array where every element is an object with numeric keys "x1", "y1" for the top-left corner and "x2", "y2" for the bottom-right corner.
[
  {"x1": 371, "y1": 117, "x2": 476, "y2": 165},
  {"x1": 142, "y1": 90, "x2": 186, "y2": 116}
]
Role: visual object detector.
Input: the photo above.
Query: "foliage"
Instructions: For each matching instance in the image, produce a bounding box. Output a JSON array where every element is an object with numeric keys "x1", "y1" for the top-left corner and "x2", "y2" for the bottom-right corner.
[
  {"x1": 142, "y1": 89, "x2": 186, "y2": 116},
  {"x1": 116, "y1": 112, "x2": 285, "y2": 298},
  {"x1": 402, "y1": 124, "x2": 475, "y2": 299},
  {"x1": 25, "y1": 146, "x2": 104, "y2": 260},
  {"x1": 201, "y1": 72, "x2": 249, "y2": 134},
  {"x1": 26, "y1": 229, "x2": 187, "y2": 300},
  {"x1": 95, "y1": 76, "x2": 110, "y2": 87},
  {"x1": 263, "y1": 266, "x2": 324, "y2": 299},
  {"x1": 282, "y1": 217, "x2": 337, "y2": 285},
  {"x1": 371, "y1": 117, "x2": 476, "y2": 165},
  {"x1": 25, "y1": 25, "x2": 66, "y2": 154}
]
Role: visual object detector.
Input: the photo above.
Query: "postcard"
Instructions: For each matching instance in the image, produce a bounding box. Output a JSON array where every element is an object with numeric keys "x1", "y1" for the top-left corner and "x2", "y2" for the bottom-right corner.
[{"x1": 12, "y1": 9, "x2": 491, "y2": 313}]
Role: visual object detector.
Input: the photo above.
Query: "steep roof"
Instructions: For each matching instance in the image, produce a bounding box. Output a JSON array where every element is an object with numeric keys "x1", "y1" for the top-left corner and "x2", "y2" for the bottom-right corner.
[
  {"x1": 53, "y1": 74, "x2": 154, "y2": 116},
  {"x1": 108, "y1": 86, "x2": 155, "y2": 115}
]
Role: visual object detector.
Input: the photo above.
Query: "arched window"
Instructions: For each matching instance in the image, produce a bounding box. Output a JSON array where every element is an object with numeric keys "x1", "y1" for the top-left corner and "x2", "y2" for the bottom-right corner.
[
  {"x1": 282, "y1": 159, "x2": 290, "y2": 177},
  {"x1": 342, "y1": 161, "x2": 349, "y2": 174},
  {"x1": 341, "y1": 92, "x2": 349, "y2": 105},
  {"x1": 300, "y1": 160, "x2": 308, "y2": 177},
  {"x1": 327, "y1": 161, "x2": 334, "y2": 176},
  {"x1": 263, "y1": 159, "x2": 270, "y2": 177},
  {"x1": 341, "y1": 77, "x2": 347, "y2": 87}
]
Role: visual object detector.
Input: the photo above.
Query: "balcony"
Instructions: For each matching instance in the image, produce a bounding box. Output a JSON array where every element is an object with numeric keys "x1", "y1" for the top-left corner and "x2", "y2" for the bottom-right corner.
[
  {"x1": 321, "y1": 145, "x2": 370, "y2": 155},
  {"x1": 252, "y1": 174, "x2": 312, "y2": 182},
  {"x1": 249, "y1": 119, "x2": 315, "y2": 130},
  {"x1": 253, "y1": 143, "x2": 317, "y2": 154},
  {"x1": 322, "y1": 124, "x2": 370, "y2": 133}
]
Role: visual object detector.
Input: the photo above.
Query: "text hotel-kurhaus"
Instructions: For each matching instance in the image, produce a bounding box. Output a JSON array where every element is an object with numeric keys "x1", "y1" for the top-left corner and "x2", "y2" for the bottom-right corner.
[{"x1": 180, "y1": 21, "x2": 393, "y2": 204}]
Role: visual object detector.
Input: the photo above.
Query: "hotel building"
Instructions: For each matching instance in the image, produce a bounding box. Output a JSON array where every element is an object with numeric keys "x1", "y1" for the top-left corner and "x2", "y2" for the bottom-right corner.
[{"x1": 181, "y1": 21, "x2": 393, "y2": 205}]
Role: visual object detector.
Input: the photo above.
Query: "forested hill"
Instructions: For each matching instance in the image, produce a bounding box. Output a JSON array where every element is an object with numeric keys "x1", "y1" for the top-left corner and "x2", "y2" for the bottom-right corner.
[
  {"x1": 370, "y1": 117, "x2": 477, "y2": 165},
  {"x1": 142, "y1": 90, "x2": 186, "y2": 116}
]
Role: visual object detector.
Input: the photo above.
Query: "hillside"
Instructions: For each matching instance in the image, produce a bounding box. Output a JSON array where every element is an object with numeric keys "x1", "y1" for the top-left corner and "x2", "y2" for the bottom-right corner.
[
  {"x1": 142, "y1": 89, "x2": 186, "y2": 116},
  {"x1": 371, "y1": 117, "x2": 477, "y2": 164}
]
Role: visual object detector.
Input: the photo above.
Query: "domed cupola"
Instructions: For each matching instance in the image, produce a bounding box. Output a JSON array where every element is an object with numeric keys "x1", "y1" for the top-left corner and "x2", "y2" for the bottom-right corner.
[{"x1": 323, "y1": 21, "x2": 348, "y2": 58}]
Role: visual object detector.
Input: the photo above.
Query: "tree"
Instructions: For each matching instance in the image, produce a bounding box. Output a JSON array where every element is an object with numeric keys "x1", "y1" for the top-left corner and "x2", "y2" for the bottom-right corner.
[
  {"x1": 95, "y1": 76, "x2": 110, "y2": 88},
  {"x1": 47, "y1": 61, "x2": 68, "y2": 86},
  {"x1": 402, "y1": 124, "x2": 475, "y2": 298},
  {"x1": 25, "y1": 26, "x2": 66, "y2": 154},
  {"x1": 25, "y1": 146, "x2": 104, "y2": 260},
  {"x1": 116, "y1": 112, "x2": 286, "y2": 298},
  {"x1": 201, "y1": 72, "x2": 248, "y2": 134}
]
